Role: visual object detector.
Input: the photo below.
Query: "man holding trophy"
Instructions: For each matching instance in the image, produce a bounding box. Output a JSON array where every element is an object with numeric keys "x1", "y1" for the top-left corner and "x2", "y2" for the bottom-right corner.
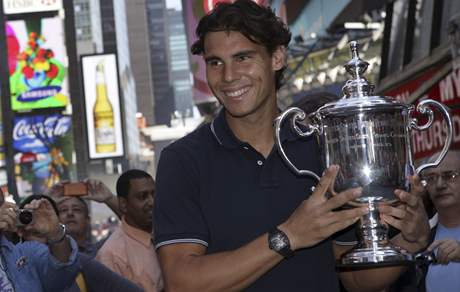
[{"x1": 154, "y1": 1, "x2": 450, "y2": 291}]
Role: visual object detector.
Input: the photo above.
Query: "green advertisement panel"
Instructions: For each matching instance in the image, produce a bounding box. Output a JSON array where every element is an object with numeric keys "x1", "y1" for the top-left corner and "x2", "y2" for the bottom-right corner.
[{"x1": 7, "y1": 16, "x2": 69, "y2": 111}]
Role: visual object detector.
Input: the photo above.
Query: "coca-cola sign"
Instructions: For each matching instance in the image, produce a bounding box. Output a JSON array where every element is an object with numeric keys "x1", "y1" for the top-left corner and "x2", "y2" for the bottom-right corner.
[{"x1": 13, "y1": 114, "x2": 71, "y2": 153}]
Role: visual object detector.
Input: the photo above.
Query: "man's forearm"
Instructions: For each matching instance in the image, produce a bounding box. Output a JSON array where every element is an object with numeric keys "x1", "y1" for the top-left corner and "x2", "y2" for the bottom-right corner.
[
  {"x1": 161, "y1": 233, "x2": 284, "y2": 292},
  {"x1": 105, "y1": 196, "x2": 122, "y2": 218}
]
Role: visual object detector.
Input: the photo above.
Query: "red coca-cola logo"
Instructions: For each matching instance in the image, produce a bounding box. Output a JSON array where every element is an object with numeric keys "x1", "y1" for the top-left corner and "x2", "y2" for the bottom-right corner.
[{"x1": 203, "y1": 0, "x2": 266, "y2": 14}]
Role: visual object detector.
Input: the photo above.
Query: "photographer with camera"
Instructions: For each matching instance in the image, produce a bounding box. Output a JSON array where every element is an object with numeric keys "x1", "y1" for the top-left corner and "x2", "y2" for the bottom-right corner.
[
  {"x1": 0, "y1": 188, "x2": 79, "y2": 292},
  {"x1": 47, "y1": 179, "x2": 122, "y2": 257},
  {"x1": 18, "y1": 194, "x2": 143, "y2": 292}
]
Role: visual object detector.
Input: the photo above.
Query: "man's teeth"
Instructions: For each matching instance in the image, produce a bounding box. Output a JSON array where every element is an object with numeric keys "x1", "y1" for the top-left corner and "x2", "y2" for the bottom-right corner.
[{"x1": 226, "y1": 88, "x2": 249, "y2": 97}]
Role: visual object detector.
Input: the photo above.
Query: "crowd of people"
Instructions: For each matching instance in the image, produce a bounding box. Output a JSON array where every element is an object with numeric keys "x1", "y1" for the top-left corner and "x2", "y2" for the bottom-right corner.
[{"x1": 0, "y1": 0, "x2": 457, "y2": 291}]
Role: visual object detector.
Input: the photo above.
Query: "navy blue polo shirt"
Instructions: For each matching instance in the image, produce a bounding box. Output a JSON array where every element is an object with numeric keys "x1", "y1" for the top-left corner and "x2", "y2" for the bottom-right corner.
[{"x1": 154, "y1": 109, "x2": 355, "y2": 291}]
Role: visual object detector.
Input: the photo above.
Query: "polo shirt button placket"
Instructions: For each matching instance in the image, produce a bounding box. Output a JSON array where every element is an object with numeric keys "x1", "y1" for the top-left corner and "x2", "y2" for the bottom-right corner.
[{"x1": 257, "y1": 160, "x2": 263, "y2": 166}]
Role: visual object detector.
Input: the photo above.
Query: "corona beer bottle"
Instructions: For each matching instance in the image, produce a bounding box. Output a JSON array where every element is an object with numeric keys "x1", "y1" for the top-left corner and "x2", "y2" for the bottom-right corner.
[{"x1": 93, "y1": 61, "x2": 116, "y2": 153}]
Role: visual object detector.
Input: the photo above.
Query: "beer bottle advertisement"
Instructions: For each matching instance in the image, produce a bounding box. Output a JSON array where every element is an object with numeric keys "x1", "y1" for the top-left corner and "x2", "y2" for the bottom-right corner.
[
  {"x1": 94, "y1": 61, "x2": 116, "y2": 153},
  {"x1": 12, "y1": 114, "x2": 75, "y2": 197},
  {"x1": 82, "y1": 54, "x2": 124, "y2": 159}
]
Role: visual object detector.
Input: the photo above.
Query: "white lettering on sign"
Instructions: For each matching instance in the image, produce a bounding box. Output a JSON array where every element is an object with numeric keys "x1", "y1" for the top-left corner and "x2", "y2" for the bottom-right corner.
[
  {"x1": 440, "y1": 68, "x2": 460, "y2": 102},
  {"x1": 411, "y1": 114, "x2": 460, "y2": 155},
  {"x1": 3, "y1": 0, "x2": 61, "y2": 14},
  {"x1": 13, "y1": 117, "x2": 70, "y2": 140}
]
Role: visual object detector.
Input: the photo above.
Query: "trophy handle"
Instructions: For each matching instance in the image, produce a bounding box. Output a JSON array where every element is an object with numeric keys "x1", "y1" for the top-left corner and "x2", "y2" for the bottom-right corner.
[
  {"x1": 410, "y1": 99, "x2": 453, "y2": 174},
  {"x1": 274, "y1": 107, "x2": 321, "y2": 181}
]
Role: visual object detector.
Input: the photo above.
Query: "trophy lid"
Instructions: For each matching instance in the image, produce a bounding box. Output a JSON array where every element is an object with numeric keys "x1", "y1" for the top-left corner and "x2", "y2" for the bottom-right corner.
[{"x1": 315, "y1": 41, "x2": 410, "y2": 116}]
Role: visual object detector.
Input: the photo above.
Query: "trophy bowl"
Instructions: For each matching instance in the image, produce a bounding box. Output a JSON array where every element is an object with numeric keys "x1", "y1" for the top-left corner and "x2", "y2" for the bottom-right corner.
[{"x1": 275, "y1": 41, "x2": 453, "y2": 268}]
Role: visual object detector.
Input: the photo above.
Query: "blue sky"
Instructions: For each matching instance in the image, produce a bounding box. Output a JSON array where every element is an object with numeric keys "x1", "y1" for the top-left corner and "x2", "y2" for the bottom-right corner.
[{"x1": 166, "y1": 0, "x2": 182, "y2": 9}]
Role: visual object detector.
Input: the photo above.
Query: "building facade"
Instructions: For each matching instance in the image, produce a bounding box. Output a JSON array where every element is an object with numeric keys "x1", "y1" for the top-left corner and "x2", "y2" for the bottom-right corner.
[{"x1": 167, "y1": 8, "x2": 193, "y2": 115}]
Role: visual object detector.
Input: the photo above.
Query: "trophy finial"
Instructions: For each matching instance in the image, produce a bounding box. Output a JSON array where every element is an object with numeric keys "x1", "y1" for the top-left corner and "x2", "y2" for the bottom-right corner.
[
  {"x1": 350, "y1": 41, "x2": 359, "y2": 58},
  {"x1": 342, "y1": 41, "x2": 374, "y2": 98}
]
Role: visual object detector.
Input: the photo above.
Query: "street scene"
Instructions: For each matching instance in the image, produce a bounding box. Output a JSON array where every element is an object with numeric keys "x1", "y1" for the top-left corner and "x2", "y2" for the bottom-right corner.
[{"x1": 0, "y1": 0, "x2": 458, "y2": 291}]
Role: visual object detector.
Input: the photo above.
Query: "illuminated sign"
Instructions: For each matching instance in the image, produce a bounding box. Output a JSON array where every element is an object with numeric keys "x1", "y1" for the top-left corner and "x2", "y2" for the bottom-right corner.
[
  {"x1": 81, "y1": 54, "x2": 124, "y2": 159},
  {"x1": 13, "y1": 114, "x2": 73, "y2": 197},
  {"x1": 7, "y1": 17, "x2": 70, "y2": 111},
  {"x1": 3, "y1": 0, "x2": 62, "y2": 15},
  {"x1": 202, "y1": 0, "x2": 267, "y2": 14}
]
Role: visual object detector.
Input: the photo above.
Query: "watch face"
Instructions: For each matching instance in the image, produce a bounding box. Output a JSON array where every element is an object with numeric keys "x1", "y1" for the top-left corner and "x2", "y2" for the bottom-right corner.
[{"x1": 270, "y1": 232, "x2": 288, "y2": 251}]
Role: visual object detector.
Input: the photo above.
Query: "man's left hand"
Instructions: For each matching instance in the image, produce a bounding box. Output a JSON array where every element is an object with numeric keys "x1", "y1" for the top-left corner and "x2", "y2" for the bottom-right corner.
[
  {"x1": 23, "y1": 199, "x2": 61, "y2": 241},
  {"x1": 379, "y1": 175, "x2": 430, "y2": 250}
]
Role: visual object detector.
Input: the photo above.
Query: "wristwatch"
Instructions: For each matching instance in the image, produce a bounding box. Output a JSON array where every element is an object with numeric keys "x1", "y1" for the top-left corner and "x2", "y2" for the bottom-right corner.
[
  {"x1": 268, "y1": 227, "x2": 294, "y2": 259},
  {"x1": 47, "y1": 223, "x2": 67, "y2": 245}
]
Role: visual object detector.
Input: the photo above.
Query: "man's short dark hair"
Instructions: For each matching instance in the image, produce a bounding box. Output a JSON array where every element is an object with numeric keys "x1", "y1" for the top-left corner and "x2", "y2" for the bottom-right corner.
[
  {"x1": 116, "y1": 169, "x2": 153, "y2": 198},
  {"x1": 191, "y1": 0, "x2": 291, "y2": 90}
]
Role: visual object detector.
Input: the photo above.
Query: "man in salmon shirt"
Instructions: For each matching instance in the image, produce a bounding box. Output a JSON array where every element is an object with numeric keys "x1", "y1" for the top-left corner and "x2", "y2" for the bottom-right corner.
[{"x1": 97, "y1": 169, "x2": 163, "y2": 292}]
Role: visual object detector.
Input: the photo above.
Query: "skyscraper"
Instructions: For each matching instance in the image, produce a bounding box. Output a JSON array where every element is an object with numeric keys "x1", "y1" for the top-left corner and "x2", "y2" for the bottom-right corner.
[
  {"x1": 146, "y1": 0, "x2": 174, "y2": 125},
  {"x1": 125, "y1": 0, "x2": 155, "y2": 126},
  {"x1": 167, "y1": 8, "x2": 193, "y2": 114}
]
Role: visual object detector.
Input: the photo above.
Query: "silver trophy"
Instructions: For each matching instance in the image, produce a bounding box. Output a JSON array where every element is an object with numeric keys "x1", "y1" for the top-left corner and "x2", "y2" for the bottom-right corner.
[{"x1": 275, "y1": 41, "x2": 453, "y2": 267}]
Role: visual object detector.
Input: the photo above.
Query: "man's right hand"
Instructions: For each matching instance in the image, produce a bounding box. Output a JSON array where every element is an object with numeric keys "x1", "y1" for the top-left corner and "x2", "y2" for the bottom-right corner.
[
  {"x1": 279, "y1": 165, "x2": 368, "y2": 251},
  {"x1": 0, "y1": 201, "x2": 18, "y2": 233}
]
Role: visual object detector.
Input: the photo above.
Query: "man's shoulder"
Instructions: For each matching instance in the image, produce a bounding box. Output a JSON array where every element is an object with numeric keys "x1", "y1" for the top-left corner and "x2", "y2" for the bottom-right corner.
[
  {"x1": 162, "y1": 122, "x2": 215, "y2": 159},
  {"x1": 98, "y1": 227, "x2": 126, "y2": 255},
  {"x1": 170, "y1": 122, "x2": 213, "y2": 147}
]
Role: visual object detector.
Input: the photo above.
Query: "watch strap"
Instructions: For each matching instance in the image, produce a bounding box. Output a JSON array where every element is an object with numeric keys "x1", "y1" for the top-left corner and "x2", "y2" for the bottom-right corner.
[{"x1": 268, "y1": 227, "x2": 294, "y2": 259}]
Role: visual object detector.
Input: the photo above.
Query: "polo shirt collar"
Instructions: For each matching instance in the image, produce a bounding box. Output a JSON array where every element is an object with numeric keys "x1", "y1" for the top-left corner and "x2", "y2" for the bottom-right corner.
[
  {"x1": 210, "y1": 109, "x2": 300, "y2": 149},
  {"x1": 120, "y1": 218, "x2": 152, "y2": 248},
  {"x1": 210, "y1": 109, "x2": 243, "y2": 149}
]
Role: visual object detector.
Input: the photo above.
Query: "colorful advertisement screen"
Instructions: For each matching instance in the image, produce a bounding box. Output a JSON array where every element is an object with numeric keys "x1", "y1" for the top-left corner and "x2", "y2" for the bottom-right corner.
[
  {"x1": 81, "y1": 54, "x2": 124, "y2": 159},
  {"x1": 13, "y1": 114, "x2": 74, "y2": 197},
  {"x1": 7, "y1": 16, "x2": 70, "y2": 111}
]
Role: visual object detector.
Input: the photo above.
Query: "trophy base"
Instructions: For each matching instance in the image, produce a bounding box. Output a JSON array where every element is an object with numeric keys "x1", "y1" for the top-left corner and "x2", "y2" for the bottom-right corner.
[
  {"x1": 337, "y1": 245, "x2": 413, "y2": 269},
  {"x1": 335, "y1": 196, "x2": 414, "y2": 269}
]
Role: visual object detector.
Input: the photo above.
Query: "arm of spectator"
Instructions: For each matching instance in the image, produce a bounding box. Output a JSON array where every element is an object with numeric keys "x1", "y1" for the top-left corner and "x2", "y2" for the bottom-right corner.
[
  {"x1": 23, "y1": 199, "x2": 75, "y2": 262},
  {"x1": 80, "y1": 253, "x2": 143, "y2": 292},
  {"x1": 84, "y1": 179, "x2": 122, "y2": 218},
  {"x1": 427, "y1": 239, "x2": 460, "y2": 264},
  {"x1": 26, "y1": 233, "x2": 79, "y2": 292}
]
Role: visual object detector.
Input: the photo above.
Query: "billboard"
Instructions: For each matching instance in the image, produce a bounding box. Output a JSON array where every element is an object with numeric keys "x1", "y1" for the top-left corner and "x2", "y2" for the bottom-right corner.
[
  {"x1": 3, "y1": 0, "x2": 62, "y2": 15},
  {"x1": 384, "y1": 66, "x2": 460, "y2": 160},
  {"x1": 7, "y1": 16, "x2": 70, "y2": 111},
  {"x1": 81, "y1": 54, "x2": 124, "y2": 159},
  {"x1": 13, "y1": 114, "x2": 73, "y2": 197}
]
